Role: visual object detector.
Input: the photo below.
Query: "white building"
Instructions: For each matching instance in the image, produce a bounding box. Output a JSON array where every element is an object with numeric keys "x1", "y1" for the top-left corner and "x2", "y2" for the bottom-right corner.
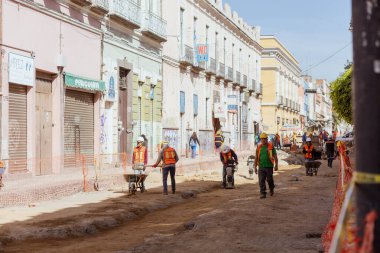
[{"x1": 162, "y1": 0, "x2": 262, "y2": 155}]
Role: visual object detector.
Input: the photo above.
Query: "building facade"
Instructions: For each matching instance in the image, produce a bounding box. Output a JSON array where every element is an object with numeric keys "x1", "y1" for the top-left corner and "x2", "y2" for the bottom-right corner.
[
  {"x1": 162, "y1": 0, "x2": 262, "y2": 155},
  {"x1": 101, "y1": 0, "x2": 166, "y2": 163},
  {"x1": 1, "y1": 0, "x2": 105, "y2": 175},
  {"x1": 0, "y1": 0, "x2": 167, "y2": 176},
  {"x1": 260, "y1": 35, "x2": 302, "y2": 135}
]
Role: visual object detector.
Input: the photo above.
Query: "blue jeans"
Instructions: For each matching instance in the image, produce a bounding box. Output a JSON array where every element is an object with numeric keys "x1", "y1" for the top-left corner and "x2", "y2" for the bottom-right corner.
[
  {"x1": 191, "y1": 145, "x2": 197, "y2": 158},
  {"x1": 162, "y1": 166, "x2": 176, "y2": 193}
]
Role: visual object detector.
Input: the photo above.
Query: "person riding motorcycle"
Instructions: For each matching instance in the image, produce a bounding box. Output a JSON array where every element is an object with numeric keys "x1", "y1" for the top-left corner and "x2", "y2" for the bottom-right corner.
[{"x1": 220, "y1": 145, "x2": 238, "y2": 188}]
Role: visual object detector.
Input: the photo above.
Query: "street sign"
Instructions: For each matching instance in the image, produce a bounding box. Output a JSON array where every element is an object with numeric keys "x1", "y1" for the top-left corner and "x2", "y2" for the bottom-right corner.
[{"x1": 196, "y1": 44, "x2": 208, "y2": 62}]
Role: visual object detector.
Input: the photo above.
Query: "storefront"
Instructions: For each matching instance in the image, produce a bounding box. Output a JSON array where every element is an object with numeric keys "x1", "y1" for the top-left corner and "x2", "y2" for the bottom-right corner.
[{"x1": 63, "y1": 73, "x2": 105, "y2": 168}]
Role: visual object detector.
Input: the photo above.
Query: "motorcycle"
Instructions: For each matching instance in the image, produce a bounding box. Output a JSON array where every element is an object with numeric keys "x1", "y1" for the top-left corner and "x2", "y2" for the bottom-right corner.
[{"x1": 225, "y1": 160, "x2": 238, "y2": 189}]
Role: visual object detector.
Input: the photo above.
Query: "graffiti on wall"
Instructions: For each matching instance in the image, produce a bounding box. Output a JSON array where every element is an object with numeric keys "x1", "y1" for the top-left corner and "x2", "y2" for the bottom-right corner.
[
  {"x1": 198, "y1": 130, "x2": 214, "y2": 154},
  {"x1": 162, "y1": 129, "x2": 178, "y2": 150}
]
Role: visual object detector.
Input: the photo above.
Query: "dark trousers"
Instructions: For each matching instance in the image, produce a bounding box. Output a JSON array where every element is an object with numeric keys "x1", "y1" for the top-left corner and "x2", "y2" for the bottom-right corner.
[
  {"x1": 162, "y1": 166, "x2": 176, "y2": 193},
  {"x1": 258, "y1": 167, "x2": 275, "y2": 195},
  {"x1": 222, "y1": 165, "x2": 234, "y2": 187},
  {"x1": 327, "y1": 152, "x2": 334, "y2": 168}
]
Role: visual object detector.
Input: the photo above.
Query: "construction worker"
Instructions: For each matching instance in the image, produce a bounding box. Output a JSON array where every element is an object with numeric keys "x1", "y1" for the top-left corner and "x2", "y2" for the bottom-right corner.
[
  {"x1": 132, "y1": 136, "x2": 148, "y2": 167},
  {"x1": 303, "y1": 137, "x2": 316, "y2": 161},
  {"x1": 132, "y1": 136, "x2": 148, "y2": 190},
  {"x1": 214, "y1": 129, "x2": 224, "y2": 152},
  {"x1": 254, "y1": 132, "x2": 279, "y2": 199},
  {"x1": 325, "y1": 137, "x2": 337, "y2": 168},
  {"x1": 220, "y1": 145, "x2": 238, "y2": 188},
  {"x1": 153, "y1": 141, "x2": 179, "y2": 195}
]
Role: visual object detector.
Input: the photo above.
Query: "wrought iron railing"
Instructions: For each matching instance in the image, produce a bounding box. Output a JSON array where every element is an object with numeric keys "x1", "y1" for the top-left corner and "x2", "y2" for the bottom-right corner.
[
  {"x1": 111, "y1": 0, "x2": 141, "y2": 27},
  {"x1": 218, "y1": 63, "x2": 225, "y2": 77},
  {"x1": 92, "y1": 0, "x2": 109, "y2": 9},
  {"x1": 181, "y1": 45, "x2": 194, "y2": 64},
  {"x1": 142, "y1": 11, "x2": 167, "y2": 40},
  {"x1": 206, "y1": 57, "x2": 216, "y2": 74},
  {"x1": 242, "y1": 74, "x2": 248, "y2": 87}
]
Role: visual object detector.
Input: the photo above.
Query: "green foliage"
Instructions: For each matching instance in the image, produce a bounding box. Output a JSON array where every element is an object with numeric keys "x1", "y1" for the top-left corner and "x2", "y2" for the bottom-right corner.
[{"x1": 330, "y1": 67, "x2": 353, "y2": 124}]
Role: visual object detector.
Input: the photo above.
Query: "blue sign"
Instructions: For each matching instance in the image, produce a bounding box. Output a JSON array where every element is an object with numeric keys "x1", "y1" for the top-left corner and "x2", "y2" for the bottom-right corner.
[
  {"x1": 108, "y1": 76, "x2": 116, "y2": 101},
  {"x1": 196, "y1": 44, "x2": 209, "y2": 62}
]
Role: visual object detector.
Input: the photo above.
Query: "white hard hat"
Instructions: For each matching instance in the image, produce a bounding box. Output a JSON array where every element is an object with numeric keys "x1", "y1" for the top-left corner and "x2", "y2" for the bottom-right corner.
[
  {"x1": 137, "y1": 136, "x2": 144, "y2": 142},
  {"x1": 306, "y1": 137, "x2": 311, "y2": 142},
  {"x1": 221, "y1": 145, "x2": 230, "y2": 154}
]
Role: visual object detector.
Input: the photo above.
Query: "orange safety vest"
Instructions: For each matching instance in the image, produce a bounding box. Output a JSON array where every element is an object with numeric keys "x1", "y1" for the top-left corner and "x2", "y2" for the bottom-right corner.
[
  {"x1": 133, "y1": 146, "x2": 146, "y2": 164},
  {"x1": 256, "y1": 142, "x2": 275, "y2": 165},
  {"x1": 304, "y1": 144, "x2": 314, "y2": 159},
  {"x1": 222, "y1": 151, "x2": 233, "y2": 164},
  {"x1": 163, "y1": 147, "x2": 177, "y2": 165}
]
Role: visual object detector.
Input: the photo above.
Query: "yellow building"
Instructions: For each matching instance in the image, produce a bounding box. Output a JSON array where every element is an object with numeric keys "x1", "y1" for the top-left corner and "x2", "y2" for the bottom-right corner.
[{"x1": 260, "y1": 36, "x2": 302, "y2": 135}]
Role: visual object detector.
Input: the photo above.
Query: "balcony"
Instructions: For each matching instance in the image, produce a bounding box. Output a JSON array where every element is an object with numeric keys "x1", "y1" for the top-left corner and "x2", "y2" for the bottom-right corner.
[
  {"x1": 256, "y1": 83, "x2": 263, "y2": 95},
  {"x1": 70, "y1": 0, "x2": 92, "y2": 6},
  {"x1": 284, "y1": 98, "x2": 289, "y2": 108},
  {"x1": 225, "y1": 67, "x2": 233, "y2": 81},
  {"x1": 241, "y1": 74, "x2": 248, "y2": 88},
  {"x1": 249, "y1": 79, "x2": 256, "y2": 92},
  {"x1": 90, "y1": 0, "x2": 109, "y2": 14},
  {"x1": 110, "y1": 0, "x2": 141, "y2": 29},
  {"x1": 234, "y1": 71, "x2": 241, "y2": 85},
  {"x1": 142, "y1": 11, "x2": 167, "y2": 42},
  {"x1": 277, "y1": 95, "x2": 284, "y2": 106},
  {"x1": 216, "y1": 62, "x2": 225, "y2": 78},
  {"x1": 205, "y1": 58, "x2": 216, "y2": 75},
  {"x1": 179, "y1": 45, "x2": 194, "y2": 66},
  {"x1": 193, "y1": 61, "x2": 206, "y2": 72}
]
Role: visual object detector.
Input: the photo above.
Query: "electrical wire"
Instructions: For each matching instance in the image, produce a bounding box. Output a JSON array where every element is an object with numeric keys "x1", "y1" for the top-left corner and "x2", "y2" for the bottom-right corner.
[{"x1": 301, "y1": 41, "x2": 352, "y2": 74}]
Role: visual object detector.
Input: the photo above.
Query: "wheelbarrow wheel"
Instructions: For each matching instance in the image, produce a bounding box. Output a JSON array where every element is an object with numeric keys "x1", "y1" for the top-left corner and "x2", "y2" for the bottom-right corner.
[
  {"x1": 129, "y1": 183, "x2": 136, "y2": 195},
  {"x1": 141, "y1": 184, "x2": 145, "y2": 193}
]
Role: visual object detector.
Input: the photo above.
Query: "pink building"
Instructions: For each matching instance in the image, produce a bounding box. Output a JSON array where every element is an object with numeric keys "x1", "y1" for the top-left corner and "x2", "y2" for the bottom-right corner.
[{"x1": 0, "y1": 0, "x2": 104, "y2": 176}]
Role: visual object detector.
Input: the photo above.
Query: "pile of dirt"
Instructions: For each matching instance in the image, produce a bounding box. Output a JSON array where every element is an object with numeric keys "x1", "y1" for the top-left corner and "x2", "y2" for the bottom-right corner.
[{"x1": 284, "y1": 154, "x2": 305, "y2": 165}]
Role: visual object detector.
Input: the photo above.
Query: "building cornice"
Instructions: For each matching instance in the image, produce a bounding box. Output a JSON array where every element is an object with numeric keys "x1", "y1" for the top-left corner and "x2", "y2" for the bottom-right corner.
[{"x1": 195, "y1": 0, "x2": 263, "y2": 54}]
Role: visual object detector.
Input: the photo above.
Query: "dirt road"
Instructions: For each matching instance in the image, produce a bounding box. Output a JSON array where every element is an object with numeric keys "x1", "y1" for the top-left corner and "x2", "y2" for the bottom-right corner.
[{"x1": 1, "y1": 160, "x2": 338, "y2": 253}]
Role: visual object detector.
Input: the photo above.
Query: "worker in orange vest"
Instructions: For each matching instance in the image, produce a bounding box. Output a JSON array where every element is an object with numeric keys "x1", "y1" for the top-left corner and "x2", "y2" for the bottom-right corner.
[
  {"x1": 303, "y1": 137, "x2": 316, "y2": 161},
  {"x1": 153, "y1": 141, "x2": 179, "y2": 195},
  {"x1": 254, "y1": 132, "x2": 279, "y2": 199},
  {"x1": 220, "y1": 145, "x2": 238, "y2": 188},
  {"x1": 132, "y1": 136, "x2": 148, "y2": 168}
]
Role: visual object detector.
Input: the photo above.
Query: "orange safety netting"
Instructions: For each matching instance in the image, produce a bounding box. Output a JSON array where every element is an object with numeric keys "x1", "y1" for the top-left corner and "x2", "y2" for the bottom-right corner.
[{"x1": 322, "y1": 141, "x2": 354, "y2": 252}]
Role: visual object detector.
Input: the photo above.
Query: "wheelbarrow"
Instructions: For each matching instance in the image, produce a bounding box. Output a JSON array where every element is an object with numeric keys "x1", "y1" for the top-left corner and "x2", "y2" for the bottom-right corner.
[
  {"x1": 124, "y1": 163, "x2": 148, "y2": 195},
  {"x1": 305, "y1": 160, "x2": 322, "y2": 176}
]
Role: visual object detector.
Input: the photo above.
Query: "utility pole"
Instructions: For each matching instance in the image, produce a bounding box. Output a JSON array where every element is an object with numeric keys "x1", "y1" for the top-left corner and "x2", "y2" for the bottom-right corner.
[{"x1": 352, "y1": 0, "x2": 380, "y2": 250}]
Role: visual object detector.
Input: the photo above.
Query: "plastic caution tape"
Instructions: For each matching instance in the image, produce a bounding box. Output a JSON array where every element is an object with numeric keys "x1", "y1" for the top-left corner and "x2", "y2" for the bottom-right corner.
[{"x1": 353, "y1": 171, "x2": 380, "y2": 184}]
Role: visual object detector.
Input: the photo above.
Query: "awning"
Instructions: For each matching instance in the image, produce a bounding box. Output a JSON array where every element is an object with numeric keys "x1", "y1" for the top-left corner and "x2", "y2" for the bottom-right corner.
[{"x1": 64, "y1": 72, "x2": 106, "y2": 91}]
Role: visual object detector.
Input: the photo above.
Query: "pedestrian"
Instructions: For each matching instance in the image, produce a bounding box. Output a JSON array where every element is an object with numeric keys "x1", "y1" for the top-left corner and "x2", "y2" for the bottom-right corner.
[
  {"x1": 189, "y1": 132, "x2": 200, "y2": 159},
  {"x1": 220, "y1": 145, "x2": 238, "y2": 188},
  {"x1": 325, "y1": 137, "x2": 337, "y2": 168},
  {"x1": 153, "y1": 141, "x2": 179, "y2": 195},
  {"x1": 0, "y1": 160, "x2": 5, "y2": 189},
  {"x1": 292, "y1": 132, "x2": 297, "y2": 145},
  {"x1": 132, "y1": 136, "x2": 148, "y2": 188},
  {"x1": 214, "y1": 129, "x2": 224, "y2": 153},
  {"x1": 254, "y1": 132, "x2": 279, "y2": 199},
  {"x1": 275, "y1": 133, "x2": 281, "y2": 149},
  {"x1": 302, "y1": 132, "x2": 307, "y2": 146},
  {"x1": 247, "y1": 155, "x2": 255, "y2": 178}
]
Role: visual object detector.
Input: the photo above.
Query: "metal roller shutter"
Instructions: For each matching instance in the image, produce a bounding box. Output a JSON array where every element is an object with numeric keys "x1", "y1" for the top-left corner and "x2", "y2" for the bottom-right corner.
[
  {"x1": 8, "y1": 84, "x2": 28, "y2": 173},
  {"x1": 64, "y1": 89, "x2": 94, "y2": 168}
]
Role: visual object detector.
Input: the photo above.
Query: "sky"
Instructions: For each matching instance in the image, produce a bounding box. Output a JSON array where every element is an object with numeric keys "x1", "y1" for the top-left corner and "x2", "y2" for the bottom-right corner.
[{"x1": 228, "y1": 0, "x2": 353, "y2": 82}]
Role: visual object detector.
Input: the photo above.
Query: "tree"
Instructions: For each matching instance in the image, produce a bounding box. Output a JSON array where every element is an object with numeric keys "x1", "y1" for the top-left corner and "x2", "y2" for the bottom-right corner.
[{"x1": 330, "y1": 67, "x2": 352, "y2": 124}]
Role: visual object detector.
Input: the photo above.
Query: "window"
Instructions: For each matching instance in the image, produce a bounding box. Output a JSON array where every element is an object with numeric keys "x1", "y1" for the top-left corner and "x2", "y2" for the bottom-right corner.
[
  {"x1": 215, "y1": 32, "x2": 218, "y2": 62},
  {"x1": 193, "y1": 94, "x2": 198, "y2": 116},
  {"x1": 180, "y1": 8, "x2": 184, "y2": 51},
  {"x1": 180, "y1": 91, "x2": 185, "y2": 114},
  {"x1": 193, "y1": 17, "x2": 197, "y2": 45}
]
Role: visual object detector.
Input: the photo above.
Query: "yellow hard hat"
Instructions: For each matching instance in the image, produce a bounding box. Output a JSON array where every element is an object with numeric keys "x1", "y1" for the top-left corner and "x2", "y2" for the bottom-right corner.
[{"x1": 260, "y1": 132, "x2": 268, "y2": 139}]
